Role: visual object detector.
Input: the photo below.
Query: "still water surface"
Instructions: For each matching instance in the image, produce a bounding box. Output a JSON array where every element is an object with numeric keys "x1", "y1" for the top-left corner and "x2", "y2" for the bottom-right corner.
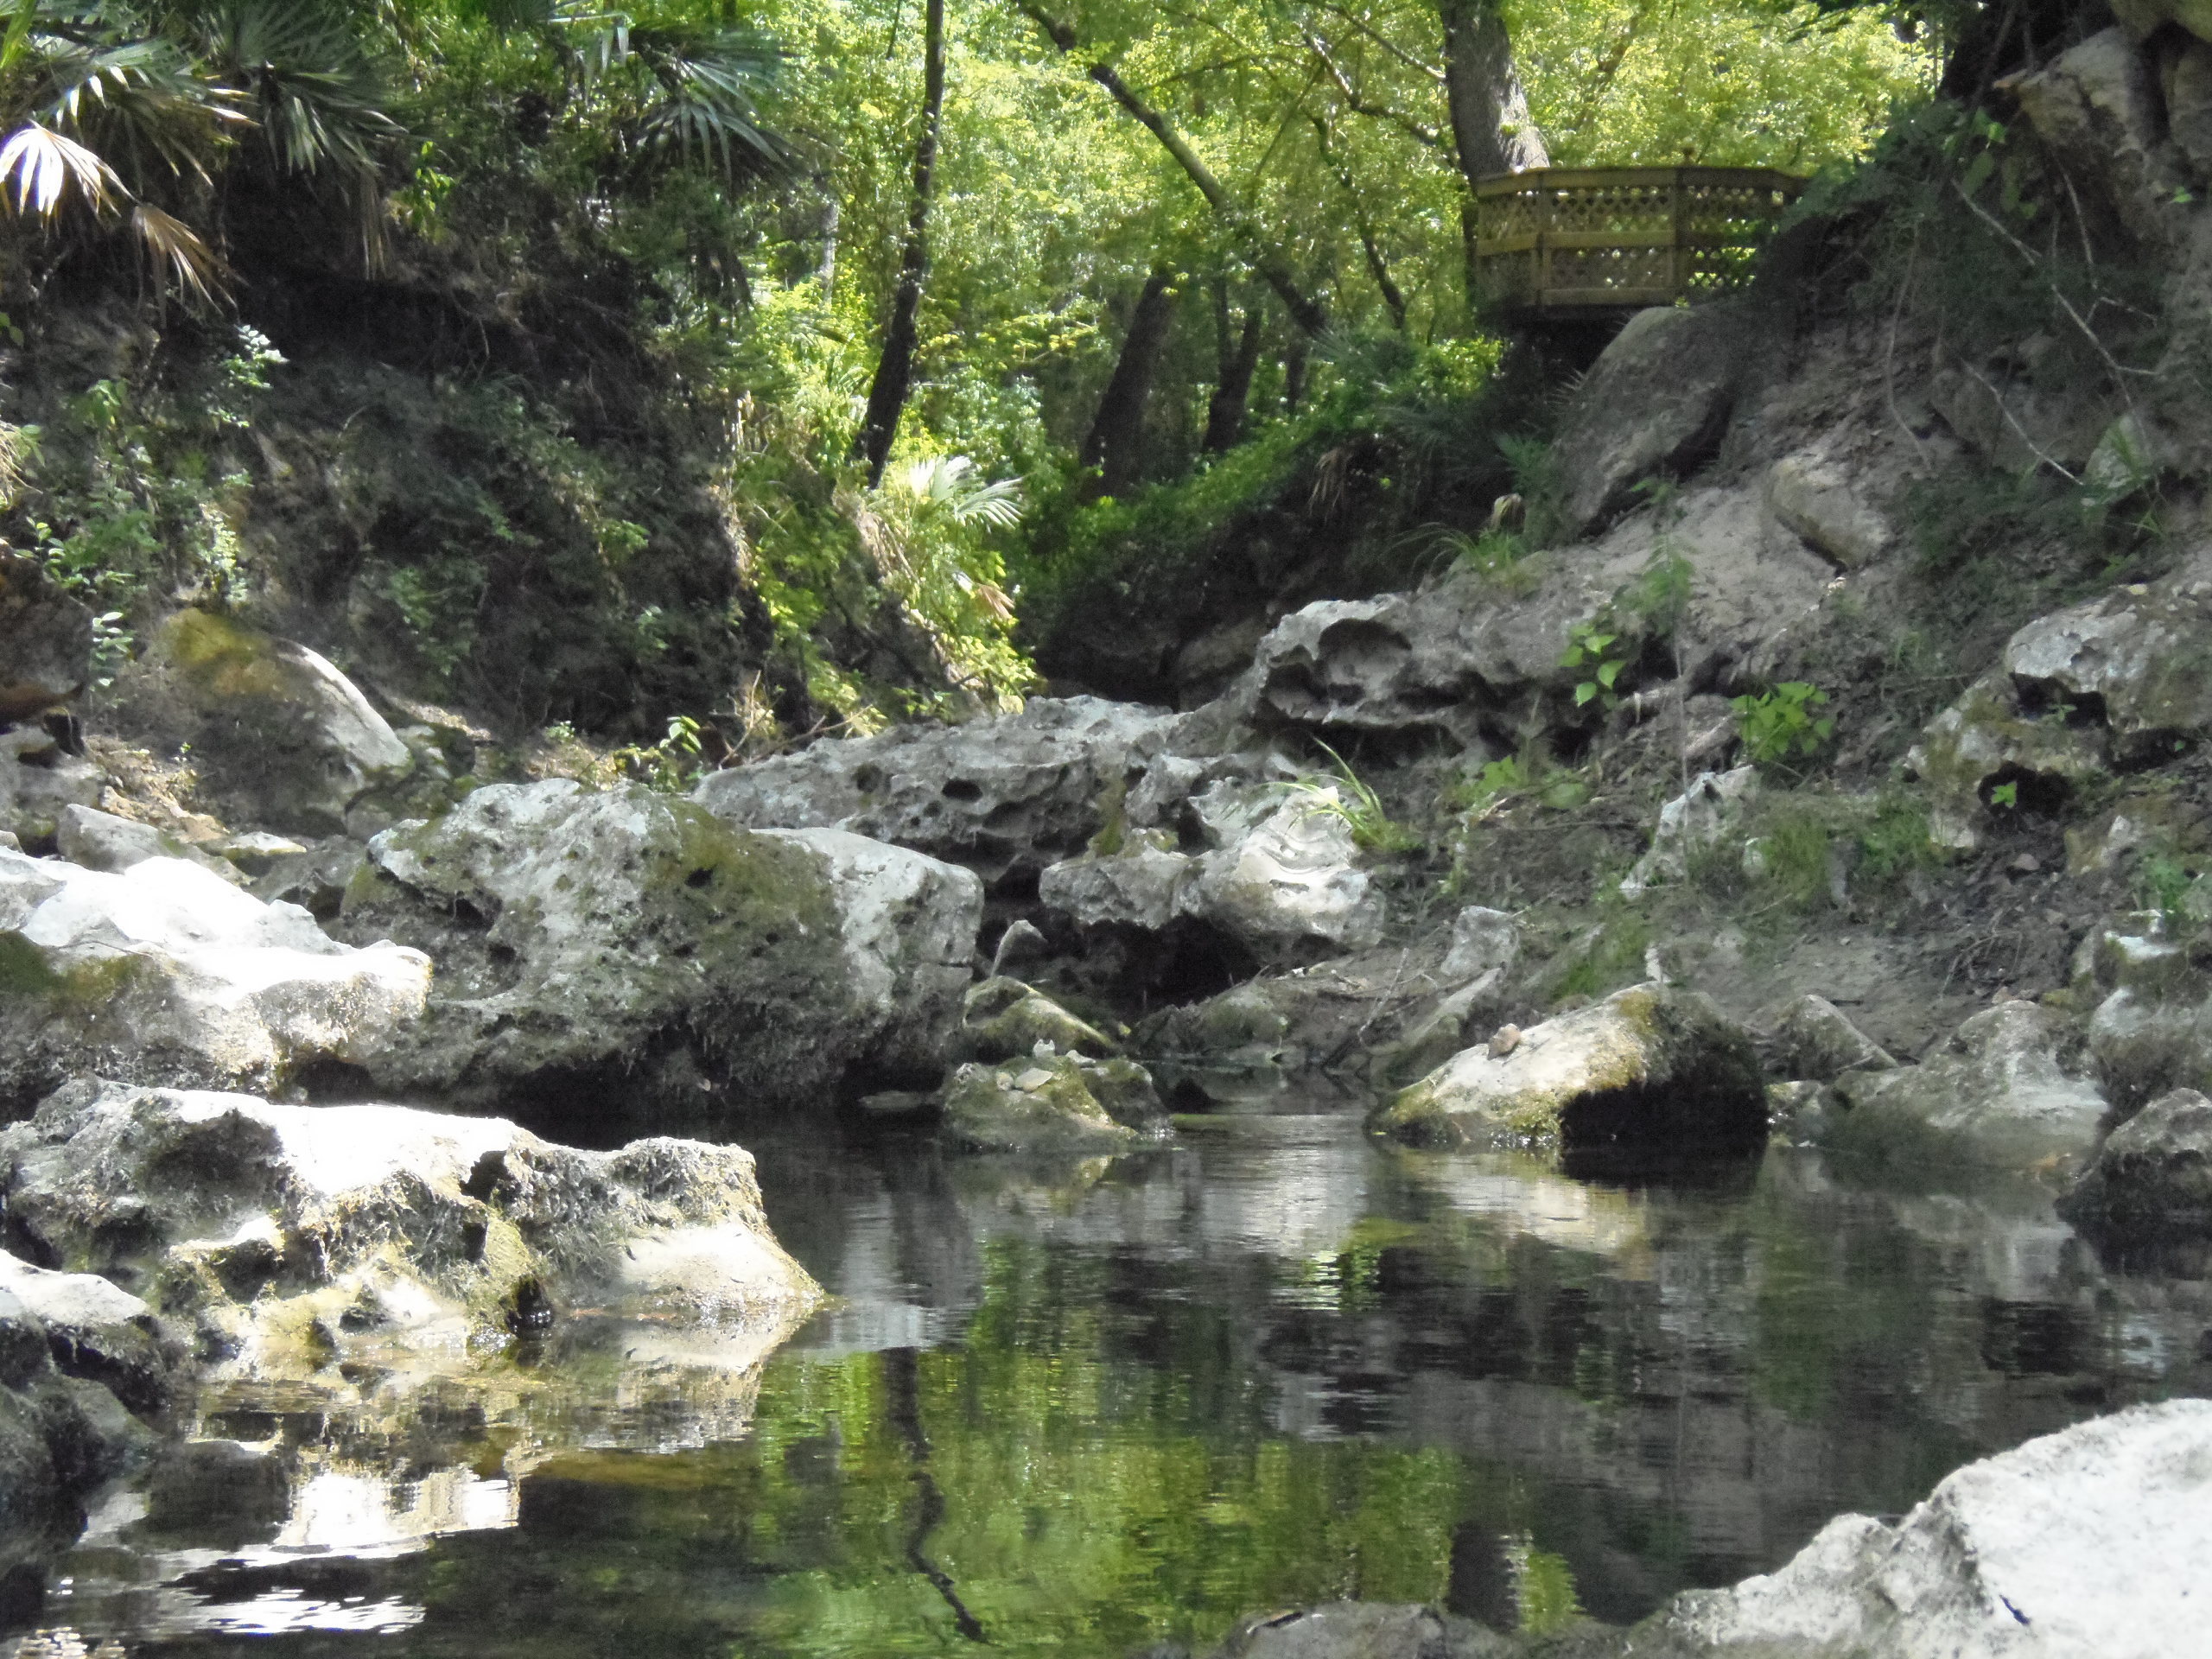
[{"x1": 31, "y1": 1112, "x2": 2212, "y2": 1656}]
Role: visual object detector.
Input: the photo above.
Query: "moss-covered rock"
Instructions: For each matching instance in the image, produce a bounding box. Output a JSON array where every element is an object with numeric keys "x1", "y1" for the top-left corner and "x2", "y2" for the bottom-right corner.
[
  {"x1": 0, "y1": 1079, "x2": 823, "y2": 1384},
  {"x1": 1370, "y1": 982, "x2": 1766, "y2": 1154},
  {"x1": 0, "y1": 847, "x2": 432, "y2": 1114},
  {"x1": 118, "y1": 608, "x2": 416, "y2": 836},
  {"x1": 941, "y1": 1051, "x2": 1166, "y2": 1154},
  {"x1": 338, "y1": 779, "x2": 980, "y2": 1121},
  {"x1": 961, "y1": 976, "x2": 1116, "y2": 1062}
]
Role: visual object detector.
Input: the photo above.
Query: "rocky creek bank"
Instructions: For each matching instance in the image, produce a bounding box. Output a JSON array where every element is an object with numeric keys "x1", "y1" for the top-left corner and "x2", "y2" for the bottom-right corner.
[{"x1": 7, "y1": 17, "x2": 2212, "y2": 1638}]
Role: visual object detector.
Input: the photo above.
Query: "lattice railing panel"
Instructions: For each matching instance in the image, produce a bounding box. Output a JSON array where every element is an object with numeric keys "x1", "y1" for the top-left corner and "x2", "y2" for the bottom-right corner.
[{"x1": 1471, "y1": 167, "x2": 1801, "y2": 315}]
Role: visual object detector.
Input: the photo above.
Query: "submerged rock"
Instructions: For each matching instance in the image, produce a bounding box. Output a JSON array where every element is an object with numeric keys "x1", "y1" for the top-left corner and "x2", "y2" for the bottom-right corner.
[
  {"x1": 2062, "y1": 1087, "x2": 2212, "y2": 1239},
  {"x1": 338, "y1": 780, "x2": 980, "y2": 1117},
  {"x1": 1207, "y1": 1602, "x2": 1508, "y2": 1659},
  {"x1": 117, "y1": 609, "x2": 416, "y2": 836},
  {"x1": 0, "y1": 1080, "x2": 823, "y2": 1382},
  {"x1": 1370, "y1": 982, "x2": 1766, "y2": 1154},
  {"x1": 1826, "y1": 1001, "x2": 2109, "y2": 1177},
  {"x1": 0, "y1": 848, "x2": 431, "y2": 1114},
  {"x1": 693, "y1": 696, "x2": 1192, "y2": 891},
  {"x1": 941, "y1": 1051, "x2": 1167, "y2": 1154},
  {"x1": 1657, "y1": 1399, "x2": 2212, "y2": 1659}
]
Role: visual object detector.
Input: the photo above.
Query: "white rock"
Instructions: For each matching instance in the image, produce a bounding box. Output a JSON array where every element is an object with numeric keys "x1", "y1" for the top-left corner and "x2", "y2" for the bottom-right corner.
[
  {"x1": 56, "y1": 803, "x2": 245, "y2": 885},
  {"x1": 0, "y1": 849, "x2": 431, "y2": 1111},
  {"x1": 1440, "y1": 906, "x2": 1521, "y2": 982},
  {"x1": 1664, "y1": 1400, "x2": 2212, "y2": 1658},
  {"x1": 1621, "y1": 766, "x2": 1759, "y2": 895},
  {"x1": 1768, "y1": 451, "x2": 1895, "y2": 569}
]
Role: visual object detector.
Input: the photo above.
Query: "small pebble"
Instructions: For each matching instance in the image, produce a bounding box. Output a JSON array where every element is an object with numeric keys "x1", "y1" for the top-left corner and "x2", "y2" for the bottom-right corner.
[
  {"x1": 2011, "y1": 854, "x2": 2040, "y2": 874},
  {"x1": 1488, "y1": 1024, "x2": 1523, "y2": 1059}
]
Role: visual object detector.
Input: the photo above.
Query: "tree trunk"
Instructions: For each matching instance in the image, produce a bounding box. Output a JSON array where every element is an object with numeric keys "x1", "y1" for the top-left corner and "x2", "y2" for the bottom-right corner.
[
  {"x1": 1081, "y1": 269, "x2": 1177, "y2": 499},
  {"x1": 1439, "y1": 0, "x2": 1548, "y2": 185},
  {"x1": 1203, "y1": 283, "x2": 1265, "y2": 454},
  {"x1": 853, "y1": 0, "x2": 947, "y2": 486},
  {"x1": 1312, "y1": 117, "x2": 1408, "y2": 331},
  {"x1": 1016, "y1": 3, "x2": 1328, "y2": 337}
]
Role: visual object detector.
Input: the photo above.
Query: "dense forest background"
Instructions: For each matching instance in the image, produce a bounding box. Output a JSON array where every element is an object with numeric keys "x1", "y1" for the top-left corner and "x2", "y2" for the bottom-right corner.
[{"x1": 0, "y1": 0, "x2": 1967, "y2": 751}]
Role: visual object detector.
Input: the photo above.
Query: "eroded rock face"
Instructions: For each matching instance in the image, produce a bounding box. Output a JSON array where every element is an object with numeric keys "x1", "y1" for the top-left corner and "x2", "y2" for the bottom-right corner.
[
  {"x1": 2015, "y1": 27, "x2": 2187, "y2": 252},
  {"x1": 1371, "y1": 982, "x2": 1766, "y2": 1154},
  {"x1": 0, "y1": 1081, "x2": 823, "y2": 1382},
  {"x1": 118, "y1": 610, "x2": 416, "y2": 837},
  {"x1": 1039, "y1": 780, "x2": 1384, "y2": 958},
  {"x1": 693, "y1": 696, "x2": 1192, "y2": 891},
  {"x1": 0, "y1": 1285, "x2": 149, "y2": 1566},
  {"x1": 0, "y1": 849, "x2": 431, "y2": 1114},
  {"x1": 0, "y1": 552, "x2": 93, "y2": 723},
  {"x1": 2063, "y1": 1087, "x2": 2212, "y2": 1239},
  {"x1": 0, "y1": 1253, "x2": 169, "y2": 1414},
  {"x1": 1908, "y1": 561, "x2": 2212, "y2": 849},
  {"x1": 1659, "y1": 1400, "x2": 2212, "y2": 1659},
  {"x1": 1827, "y1": 1002, "x2": 2108, "y2": 1176},
  {"x1": 338, "y1": 780, "x2": 980, "y2": 1116},
  {"x1": 1551, "y1": 305, "x2": 1751, "y2": 539}
]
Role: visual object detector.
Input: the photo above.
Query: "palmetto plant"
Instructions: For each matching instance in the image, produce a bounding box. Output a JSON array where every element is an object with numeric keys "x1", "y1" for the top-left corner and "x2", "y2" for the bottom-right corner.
[
  {"x1": 0, "y1": 0, "x2": 400, "y2": 303},
  {"x1": 480, "y1": 0, "x2": 793, "y2": 184}
]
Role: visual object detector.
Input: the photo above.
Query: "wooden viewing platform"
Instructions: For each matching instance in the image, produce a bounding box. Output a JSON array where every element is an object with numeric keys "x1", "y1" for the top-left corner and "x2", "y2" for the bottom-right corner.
[{"x1": 1472, "y1": 167, "x2": 1804, "y2": 318}]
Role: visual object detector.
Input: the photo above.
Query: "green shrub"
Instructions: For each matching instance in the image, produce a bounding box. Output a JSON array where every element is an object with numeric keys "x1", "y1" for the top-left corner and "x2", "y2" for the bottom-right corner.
[{"x1": 1733, "y1": 683, "x2": 1835, "y2": 767}]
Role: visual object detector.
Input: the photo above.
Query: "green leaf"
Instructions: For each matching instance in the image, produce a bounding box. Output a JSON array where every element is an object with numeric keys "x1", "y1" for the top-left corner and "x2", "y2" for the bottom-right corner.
[
  {"x1": 1573, "y1": 683, "x2": 1598, "y2": 706},
  {"x1": 1596, "y1": 660, "x2": 1622, "y2": 688}
]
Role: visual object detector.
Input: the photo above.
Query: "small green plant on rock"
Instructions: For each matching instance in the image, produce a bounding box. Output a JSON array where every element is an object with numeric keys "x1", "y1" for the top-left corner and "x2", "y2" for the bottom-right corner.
[
  {"x1": 1562, "y1": 620, "x2": 1630, "y2": 710},
  {"x1": 1289, "y1": 741, "x2": 1422, "y2": 855},
  {"x1": 1733, "y1": 683, "x2": 1835, "y2": 767}
]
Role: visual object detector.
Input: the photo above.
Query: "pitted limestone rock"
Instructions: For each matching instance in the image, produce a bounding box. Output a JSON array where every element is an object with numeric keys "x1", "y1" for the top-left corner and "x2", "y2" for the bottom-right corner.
[
  {"x1": 0, "y1": 848, "x2": 430, "y2": 1113},
  {"x1": 0, "y1": 1080, "x2": 823, "y2": 1383},
  {"x1": 692, "y1": 696, "x2": 1195, "y2": 890},
  {"x1": 941, "y1": 1051, "x2": 1167, "y2": 1154},
  {"x1": 1908, "y1": 560, "x2": 2212, "y2": 849},
  {"x1": 339, "y1": 780, "x2": 982, "y2": 1116}
]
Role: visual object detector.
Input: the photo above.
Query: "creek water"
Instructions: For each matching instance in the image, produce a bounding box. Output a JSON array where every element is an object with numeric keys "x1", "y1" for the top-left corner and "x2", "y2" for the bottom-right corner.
[{"x1": 25, "y1": 1109, "x2": 2212, "y2": 1656}]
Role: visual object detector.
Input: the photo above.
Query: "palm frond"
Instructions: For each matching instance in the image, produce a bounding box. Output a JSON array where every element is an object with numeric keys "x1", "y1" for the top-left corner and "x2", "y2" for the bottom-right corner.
[
  {"x1": 39, "y1": 36, "x2": 241, "y2": 185},
  {"x1": 131, "y1": 199, "x2": 223, "y2": 303},
  {"x1": 0, "y1": 119, "x2": 119, "y2": 214},
  {"x1": 621, "y1": 25, "x2": 791, "y2": 181},
  {"x1": 894, "y1": 456, "x2": 1026, "y2": 528},
  {"x1": 195, "y1": 0, "x2": 398, "y2": 175}
]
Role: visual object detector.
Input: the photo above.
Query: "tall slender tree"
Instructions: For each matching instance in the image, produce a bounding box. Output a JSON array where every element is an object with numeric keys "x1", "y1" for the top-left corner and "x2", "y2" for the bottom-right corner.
[
  {"x1": 854, "y1": 0, "x2": 948, "y2": 486},
  {"x1": 1081, "y1": 266, "x2": 1178, "y2": 499}
]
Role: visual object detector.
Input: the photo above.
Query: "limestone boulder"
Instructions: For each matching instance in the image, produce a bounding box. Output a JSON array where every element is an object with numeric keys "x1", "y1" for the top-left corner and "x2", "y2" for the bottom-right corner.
[
  {"x1": 0, "y1": 551, "x2": 93, "y2": 721},
  {"x1": 1440, "y1": 906, "x2": 1520, "y2": 983},
  {"x1": 1370, "y1": 982, "x2": 1767, "y2": 1154},
  {"x1": 692, "y1": 696, "x2": 1194, "y2": 891},
  {"x1": 1656, "y1": 1400, "x2": 2212, "y2": 1659},
  {"x1": 2015, "y1": 28, "x2": 2186, "y2": 251},
  {"x1": 0, "y1": 1080, "x2": 824, "y2": 1382},
  {"x1": 2081, "y1": 930, "x2": 2212, "y2": 1112},
  {"x1": 1826, "y1": 1002, "x2": 2109, "y2": 1176},
  {"x1": 0, "y1": 725, "x2": 104, "y2": 848},
  {"x1": 1907, "y1": 561, "x2": 2212, "y2": 849},
  {"x1": 1040, "y1": 780, "x2": 1383, "y2": 958},
  {"x1": 2111, "y1": 0, "x2": 2212, "y2": 44},
  {"x1": 0, "y1": 1286, "x2": 149, "y2": 1562},
  {"x1": 0, "y1": 848, "x2": 431, "y2": 1114},
  {"x1": 940, "y1": 1051, "x2": 1166, "y2": 1154},
  {"x1": 56, "y1": 803, "x2": 245, "y2": 886},
  {"x1": 336, "y1": 780, "x2": 980, "y2": 1116},
  {"x1": 1767, "y1": 451, "x2": 1895, "y2": 569},
  {"x1": 1621, "y1": 766, "x2": 1759, "y2": 895},
  {"x1": 1757, "y1": 994, "x2": 1897, "y2": 1083},
  {"x1": 118, "y1": 609, "x2": 416, "y2": 836},
  {"x1": 2062, "y1": 1087, "x2": 2212, "y2": 1239},
  {"x1": 0, "y1": 1252, "x2": 170, "y2": 1413},
  {"x1": 1551, "y1": 305, "x2": 1750, "y2": 538},
  {"x1": 960, "y1": 976, "x2": 1116, "y2": 1063}
]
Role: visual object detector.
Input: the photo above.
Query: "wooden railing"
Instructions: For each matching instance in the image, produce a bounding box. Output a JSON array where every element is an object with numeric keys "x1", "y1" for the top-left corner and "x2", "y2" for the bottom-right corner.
[{"x1": 1472, "y1": 167, "x2": 1803, "y2": 316}]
